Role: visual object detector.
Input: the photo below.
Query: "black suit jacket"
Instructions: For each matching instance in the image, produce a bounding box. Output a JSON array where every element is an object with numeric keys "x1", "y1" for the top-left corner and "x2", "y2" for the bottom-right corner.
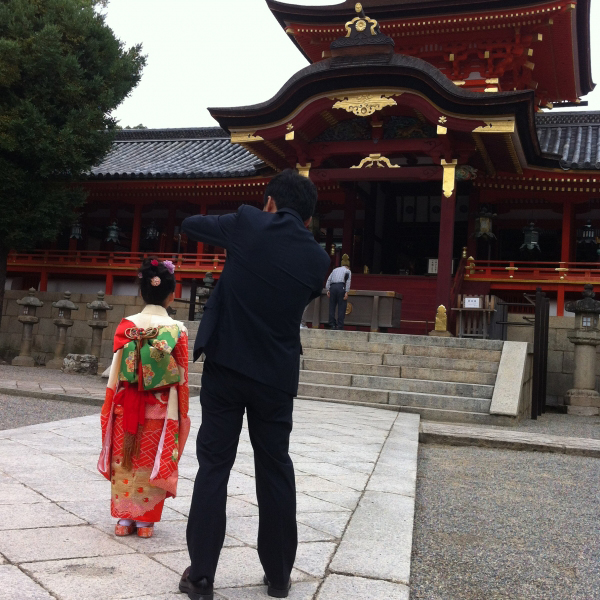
[{"x1": 182, "y1": 205, "x2": 330, "y2": 396}]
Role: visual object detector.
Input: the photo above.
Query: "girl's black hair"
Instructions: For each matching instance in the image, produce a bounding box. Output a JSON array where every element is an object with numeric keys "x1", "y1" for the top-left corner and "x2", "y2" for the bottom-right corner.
[{"x1": 137, "y1": 257, "x2": 176, "y2": 306}]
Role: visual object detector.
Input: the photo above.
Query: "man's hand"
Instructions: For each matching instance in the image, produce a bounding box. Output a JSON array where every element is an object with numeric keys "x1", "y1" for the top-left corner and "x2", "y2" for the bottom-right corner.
[
  {"x1": 327, "y1": 291, "x2": 330, "y2": 298},
  {"x1": 344, "y1": 293, "x2": 348, "y2": 300}
]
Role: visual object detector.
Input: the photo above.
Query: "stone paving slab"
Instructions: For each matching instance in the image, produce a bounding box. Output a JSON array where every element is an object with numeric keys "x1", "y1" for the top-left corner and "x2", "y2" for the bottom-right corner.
[
  {"x1": 317, "y1": 574, "x2": 410, "y2": 599},
  {"x1": 420, "y1": 421, "x2": 600, "y2": 457},
  {"x1": 0, "y1": 398, "x2": 420, "y2": 599}
]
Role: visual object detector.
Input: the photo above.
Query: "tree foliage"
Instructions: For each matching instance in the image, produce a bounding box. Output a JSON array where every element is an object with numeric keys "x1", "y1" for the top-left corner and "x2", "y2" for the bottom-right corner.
[{"x1": 0, "y1": 0, "x2": 146, "y2": 300}]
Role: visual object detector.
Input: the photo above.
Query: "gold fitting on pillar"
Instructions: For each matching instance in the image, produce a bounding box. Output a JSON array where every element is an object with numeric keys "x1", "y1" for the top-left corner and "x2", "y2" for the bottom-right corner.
[
  {"x1": 296, "y1": 163, "x2": 312, "y2": 178},
  {"x1": 435, "y1": 306, "x2": 448, "y2": 332},
  {"x1": 441, "y1": 159, "x2": 458, "y2": 198}
]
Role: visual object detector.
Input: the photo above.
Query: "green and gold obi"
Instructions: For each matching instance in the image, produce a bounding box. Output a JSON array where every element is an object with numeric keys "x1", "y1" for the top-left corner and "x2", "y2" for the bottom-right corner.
[{"x1": 119, "y1": 325, "x2": 181, "y2": 391}]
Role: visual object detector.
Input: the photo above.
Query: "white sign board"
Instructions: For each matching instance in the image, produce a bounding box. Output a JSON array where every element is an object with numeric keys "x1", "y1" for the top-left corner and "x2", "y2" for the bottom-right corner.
[
  {"x1": 427, "y1": 259, "x2": 438, "y2": 274},
  {"x1": 464, "y1": 297, "x2": 481, "y2": 309}
]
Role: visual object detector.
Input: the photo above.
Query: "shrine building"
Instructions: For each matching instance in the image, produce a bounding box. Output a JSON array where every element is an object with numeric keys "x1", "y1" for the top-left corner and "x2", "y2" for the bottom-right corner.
[{"x1": 7, "y1": 0, "x2": 600, "y2": 333}]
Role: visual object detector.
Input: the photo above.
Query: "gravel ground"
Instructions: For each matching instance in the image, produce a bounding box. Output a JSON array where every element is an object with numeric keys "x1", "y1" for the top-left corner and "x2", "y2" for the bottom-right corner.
[
  {"x1": 0, "y1": 364, "x2": 105, "y2": 388},
  {"x1": 476, "y1": 412, "x2": 600, "y2": 440},
  {"x1": 410, "y1": 444, "x2": 600, "y2": 600},
  {"x1": 0, "y1": 393, "x2": 100, "y2": 430}
]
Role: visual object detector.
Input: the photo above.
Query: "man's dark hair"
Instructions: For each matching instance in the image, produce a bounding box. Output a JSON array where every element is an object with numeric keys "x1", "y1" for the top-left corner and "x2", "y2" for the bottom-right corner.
[{"x1": 264, "y1": 169, "x2": 318, "y2": 222}]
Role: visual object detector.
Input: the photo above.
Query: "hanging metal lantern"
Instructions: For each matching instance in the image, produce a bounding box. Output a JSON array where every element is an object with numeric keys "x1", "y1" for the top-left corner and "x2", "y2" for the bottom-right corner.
[
  {"x1": 577, "y1": 220, "x2": 599, "y2": 244},
  {"x1": 70, "y1": 221, "x2": 83, "y2": 240},
  {"x1": 105, "y1": 221, "x2": 120, "y2": 243},
  {"x1": 145, "y1": 221, "x2": 160, "y2": 241},
  {"x1": 473, "y1": 205, "x2": 497, "y2": 241},
  {"x1": 520, "y1": 222, "x2": 541, "y2": 252}
]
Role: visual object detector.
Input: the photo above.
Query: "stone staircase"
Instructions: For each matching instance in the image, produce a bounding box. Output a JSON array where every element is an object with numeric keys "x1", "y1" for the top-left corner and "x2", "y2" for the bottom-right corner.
[{"x1": 183, "y1": 322, "x2": 528, "y2": 425}]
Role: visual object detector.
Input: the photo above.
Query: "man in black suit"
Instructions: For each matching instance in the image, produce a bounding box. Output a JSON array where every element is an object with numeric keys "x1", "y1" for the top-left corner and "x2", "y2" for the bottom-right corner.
[{"x1": 179, "y1": 170, "x2": 330, "y2": 600}]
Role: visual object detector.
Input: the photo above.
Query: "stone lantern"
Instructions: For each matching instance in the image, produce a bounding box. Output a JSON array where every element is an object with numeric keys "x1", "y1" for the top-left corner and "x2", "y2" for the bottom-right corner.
[
  {"x1": 87, "y1": 291, "x2": 113, "y2": 369},
  {"x1": 565, "y1": 284, "x2": 600, "y2": 416},
  {"x1": 47, "y1": 292, "x2": 79, "y2": 370},
  {"x1": 12, "y1": 289, "x2": 44, "y2": 367}
]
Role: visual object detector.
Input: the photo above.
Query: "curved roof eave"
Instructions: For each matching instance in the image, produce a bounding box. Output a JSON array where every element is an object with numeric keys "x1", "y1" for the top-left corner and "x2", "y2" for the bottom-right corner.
[
  {"x1": 210, "y1": 53, "x2": 554, "y2": 169},
  {"x1": 267, "y1": 0, "x2": 594, "y2": 97}
]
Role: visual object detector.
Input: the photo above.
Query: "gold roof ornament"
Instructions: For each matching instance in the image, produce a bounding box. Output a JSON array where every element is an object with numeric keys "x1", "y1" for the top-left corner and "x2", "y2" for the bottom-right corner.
[
  {"x1": 332, "y1": 93, "x2": 400, "y2": 117},
  {"x1": 341, "y1": 253, "x2": 350, "y2": 267},
  {"x1": 351, "y1": 153, "x2": 400, "y2": 169}
]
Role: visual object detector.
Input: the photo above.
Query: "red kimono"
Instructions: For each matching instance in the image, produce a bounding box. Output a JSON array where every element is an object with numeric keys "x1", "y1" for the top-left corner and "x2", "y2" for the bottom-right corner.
[{"x1": 98, "y1": 305, "x2": 191, "y2": 523}]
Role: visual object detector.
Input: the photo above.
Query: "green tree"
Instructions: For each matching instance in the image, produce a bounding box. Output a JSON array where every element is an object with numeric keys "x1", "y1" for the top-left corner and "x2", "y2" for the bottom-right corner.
[{"x1": 0, "y1": 0, "x2": 145, "y2": 325}]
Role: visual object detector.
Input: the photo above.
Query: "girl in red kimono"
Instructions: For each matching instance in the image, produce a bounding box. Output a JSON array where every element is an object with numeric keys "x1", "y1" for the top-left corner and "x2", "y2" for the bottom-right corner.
[{"x1": 98, "y1": 258, "x2": 190, "y2": 538}]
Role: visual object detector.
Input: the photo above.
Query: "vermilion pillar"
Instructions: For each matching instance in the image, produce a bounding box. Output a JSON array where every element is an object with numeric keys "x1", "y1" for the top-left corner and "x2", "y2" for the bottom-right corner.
[
  {"x1": 106, "y1": 273, "x2": 114, "y2": 296},
  {"x1": 436, "y1": 160, "x2": 458, "y2": 311},
  {"x1": 342, "y1": 188, "x2": 356, "y2": 262},
  {"x1": 131, "y1": 204, "x2": 142, "y2": 253},
  {"x1": 558, "y1": 202, "x2": 575, "y2": 316},
  {"x1": 197, "y1": 204, "x2": 208, "y2": 256},
  {"x1": 40, "y1": 271, "x2": 48, "y2": 292}
]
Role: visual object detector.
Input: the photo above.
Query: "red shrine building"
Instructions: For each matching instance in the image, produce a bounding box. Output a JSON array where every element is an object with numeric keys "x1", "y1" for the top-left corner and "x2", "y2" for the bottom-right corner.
[{"x1": 7, "y1": 0, "x2": 600, "y2": 331}]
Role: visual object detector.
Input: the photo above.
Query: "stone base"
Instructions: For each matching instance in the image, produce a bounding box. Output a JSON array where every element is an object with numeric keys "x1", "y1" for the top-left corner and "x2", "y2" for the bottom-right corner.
[
  {"x1": 567, "y1": 405, "x2": 600, "y2": 416},
  {"x1": 11, "y1": 355, "x2": 35, "y2": 368},
  {"x1": 46, "y1": 357, "x2": 65, "y2": 370},
  {"x1": 565, "y1": 388, "x2": 600, "y2": 408},
  {"x1": 62, "y1": 354, "x2": 98, "y2": 376},
  {"x1": 428, "y1": 330, "x2": 453, "y2": 338}
]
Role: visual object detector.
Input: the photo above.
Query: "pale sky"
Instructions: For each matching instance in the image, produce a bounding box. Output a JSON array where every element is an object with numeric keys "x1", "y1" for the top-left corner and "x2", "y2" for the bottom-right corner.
[{"x1": 102, "y1": 0, "x2": 600, "y2": 130}]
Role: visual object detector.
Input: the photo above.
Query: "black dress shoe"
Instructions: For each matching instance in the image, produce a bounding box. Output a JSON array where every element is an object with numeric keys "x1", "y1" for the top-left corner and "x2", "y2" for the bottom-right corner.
[
  {"x1": 179, "y1": 567, "x2": 213, "y2": 600},
  {"x1": 263, "y1": 575, "x2": 292, "y2": 598}
]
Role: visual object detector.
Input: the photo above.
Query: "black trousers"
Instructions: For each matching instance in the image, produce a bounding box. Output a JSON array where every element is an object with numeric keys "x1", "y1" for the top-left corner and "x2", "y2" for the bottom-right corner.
[
  {"x1": 328, "y1": 282, "x2": 347, "y2": 330},
  {"x1": 186, "y1": 360, "x2": 297, "y2": 588}
]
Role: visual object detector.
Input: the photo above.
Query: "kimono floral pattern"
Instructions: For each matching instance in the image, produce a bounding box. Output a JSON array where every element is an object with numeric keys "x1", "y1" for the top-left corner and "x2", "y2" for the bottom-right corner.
[
  {"x1": 125, "y1": 352, "x2": 136, "y2": 373},
  {"x1": 142, "y1": 364, "x2": 155, "y2": 389}
]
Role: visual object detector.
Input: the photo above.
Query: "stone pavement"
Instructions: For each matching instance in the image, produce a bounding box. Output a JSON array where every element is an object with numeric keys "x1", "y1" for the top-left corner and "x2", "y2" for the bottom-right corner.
[
  {"x1": 0, "y1": 366, "x2": 105, "y2": 406},
  {"x1": 0, "y1": 395, "x2": 420, "y2": 600}
]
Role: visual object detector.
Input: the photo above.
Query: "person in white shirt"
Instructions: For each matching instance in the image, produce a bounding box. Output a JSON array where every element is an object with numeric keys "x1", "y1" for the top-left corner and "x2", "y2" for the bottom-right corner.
[{"x1": 326, "y1": 254, "x2": 352, "y2": 330}]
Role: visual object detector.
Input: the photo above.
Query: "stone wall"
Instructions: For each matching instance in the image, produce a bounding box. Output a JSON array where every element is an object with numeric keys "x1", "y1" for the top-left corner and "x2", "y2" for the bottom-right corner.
[
  {"x1": 507, "y1": 314, "x2": 590, "y2": 407},
  {"x1": 0, "y1": 291, "x2": 190, "y2": 365}
]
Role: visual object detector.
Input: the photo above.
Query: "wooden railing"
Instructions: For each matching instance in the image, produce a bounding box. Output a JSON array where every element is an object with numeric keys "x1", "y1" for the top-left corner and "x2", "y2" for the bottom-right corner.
[
  {"x1": 7, "y1": 250, "x2": 226, "y2": 275},
  {"x1": 464, "y1": 260, "x2": 600, "y2": 285}
]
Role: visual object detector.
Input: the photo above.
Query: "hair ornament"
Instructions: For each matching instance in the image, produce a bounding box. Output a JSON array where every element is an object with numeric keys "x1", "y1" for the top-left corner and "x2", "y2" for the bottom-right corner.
[
  {"x1": 151, "y1": 259, "x2": 159, "y2": 267},
  {"x1": 137, "y1": 272, "x2": 143, "y2": 279},
  {"x1": 163, "y1": 260, "x2": 175, "y2": 275},
  {"x1": 150, "y1": 276, "x2": 161, "y2": 287}
]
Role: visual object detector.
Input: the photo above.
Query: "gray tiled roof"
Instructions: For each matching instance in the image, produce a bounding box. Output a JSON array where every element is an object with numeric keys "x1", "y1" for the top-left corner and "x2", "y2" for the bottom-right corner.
[
  {"x1": 536, "y1": 112, "x2": 600, "y2": 170},
  {"x1": 91, "y1": 128, "x2": 263, "y2": 179}
]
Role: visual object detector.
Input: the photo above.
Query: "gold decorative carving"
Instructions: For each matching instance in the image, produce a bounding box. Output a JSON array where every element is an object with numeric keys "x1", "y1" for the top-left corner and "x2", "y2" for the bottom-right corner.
[
  {"x1": 355, "y1": 2, "x2": 362, "y2": 12},
  {"x1": 435, "y1": 306, "x2": 448, "y2": 332},
  {"x1": 356, "y1": 19, "x2": 367, "y2": 32},
  {"x1": 441, "y1": 159, "x2": 458, "y2": 198},
  {"x1": 286, "y1": 123, "x2": 294, "y2": 131},
  {"x1": 346, "y1": 302, "x2": 353, "y2": 316},
  {"x1": 351, "y1": 154, "x2": 400, "y2": 169},
  {"x1": 437, "y1": 116, "x2": 448, "y2": 135},
  {"x1": 285, "y1": 131, "x2": 295, "y2": 141},
  {"x1": 472, "y1": 121, "x2": 515, "y2": 133},
  {"x1": 231, "y1": 132, "x2": 263, "y2": 144},
  {"x1": 297, "y1": 163, "x2": 312, "y2": 178},
  {"x1": 363, "y1": 265, "x2": 370, "y2": 274},
  {"x1": 332, "y1": 93, "x2": 399, "y2": 117}
]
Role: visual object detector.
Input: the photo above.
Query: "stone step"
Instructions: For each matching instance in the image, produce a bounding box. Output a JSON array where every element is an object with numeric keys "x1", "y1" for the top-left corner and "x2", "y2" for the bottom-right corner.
[
  {"x1": 302, "y1": 358, "x2": 401, "y2": 378},
  {"x1": 300, "y1": 336, "x2": 402, "y2": 355},
  {"x1": 302, "y1": 347, "x2": 384, "y2": 365},
  {"x1": 302, "y1": 328, "x2": 504, "y2": 351},
  {"x1": 403, "y1": 344, "x2": 501, "y2": 363},
  {"x1": 383, "y1": 354, "x2": 499, "y2": 374},
  {"x1": 189, "y1": 362, "x2": 204, "y2": 374},
  {"x1": 297, "y1": 382, "x2": 388, "y2": 404},
  {"x1": 299, "y1": 370, "x2": 493, "y2": 399},
  {"x1": 400, "y1": 366, "x2": 496, "y2": 386},
  {"x1": 388, "y1": 390, "x2": 491, "y2": 413},
  {"x1": 297, "y1": 382, "x2": 490, "y2": 413}
]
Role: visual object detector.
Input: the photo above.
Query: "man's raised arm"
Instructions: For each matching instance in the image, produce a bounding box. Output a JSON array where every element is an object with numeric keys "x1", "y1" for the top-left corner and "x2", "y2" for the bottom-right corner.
[{"x1": 181, "y1": 211, "x2": 238, "y2": 250}]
